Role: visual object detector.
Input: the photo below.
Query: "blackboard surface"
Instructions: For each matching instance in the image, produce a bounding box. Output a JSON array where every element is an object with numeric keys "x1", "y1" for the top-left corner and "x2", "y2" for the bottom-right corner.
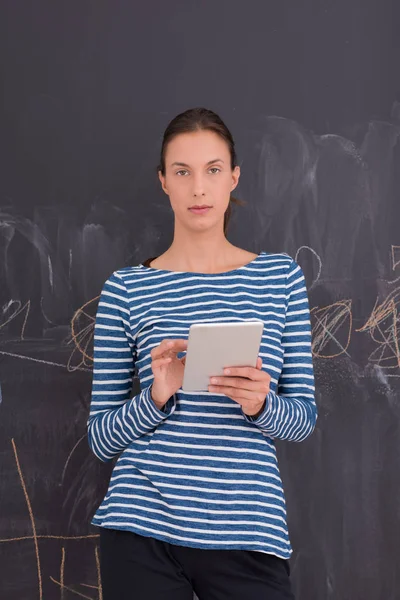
[{"x1": 1, "y1": 1, "x2": 399, "y2": 598}]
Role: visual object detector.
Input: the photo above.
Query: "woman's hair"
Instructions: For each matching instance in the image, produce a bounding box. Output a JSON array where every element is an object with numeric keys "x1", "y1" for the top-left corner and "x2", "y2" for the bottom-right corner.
[{"x1": 157, "y1": 107, "x2": 246, "y2": 236}]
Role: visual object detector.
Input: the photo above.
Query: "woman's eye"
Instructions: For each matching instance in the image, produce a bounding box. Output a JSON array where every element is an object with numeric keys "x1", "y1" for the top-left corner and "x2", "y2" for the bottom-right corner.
[{"x1": 175, "y1": 168, "x2": 220, "y2": 176}]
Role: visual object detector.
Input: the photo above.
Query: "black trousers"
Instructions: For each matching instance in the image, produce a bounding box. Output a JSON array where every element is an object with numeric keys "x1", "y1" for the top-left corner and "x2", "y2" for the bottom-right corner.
[{"x1": 99, "y1": 527, "x2": 295, "y2": 600}]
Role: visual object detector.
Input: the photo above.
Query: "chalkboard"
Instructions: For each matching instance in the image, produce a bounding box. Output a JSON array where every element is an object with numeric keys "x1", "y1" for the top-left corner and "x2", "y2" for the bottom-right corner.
[{"x1": 1, "y1": 1, "x2": 399, "y2": 598}]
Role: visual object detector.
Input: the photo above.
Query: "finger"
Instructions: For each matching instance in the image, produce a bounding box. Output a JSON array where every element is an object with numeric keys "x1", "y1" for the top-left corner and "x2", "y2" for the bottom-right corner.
[
  {"x1": 150, "y1": 339, "x2": 172, "y2": 360},
  {"x1": 168, "y1": 338, "x2": 188, "y2": 350},
  {"x1": 208, "y1": 385, "x2": 254, "y2": 400},
  {"x1": 222, "y1": 365, "x2": 270, "y2": 381},
  {"x1": 209, "y1": 387, "x2": 267, "y2": 411},
  {"x1": 209, "y1": 376, "x2": 263, "y2": 391},
  {"x1": 152, "y1": 357, "x2": 172, "y2": 369},
  {"x1": 151, "y1": 338, "x2": 188, "y2": 359},
  {"x1": 229, "y1": 394, "x2": 261, "y2": 409}
]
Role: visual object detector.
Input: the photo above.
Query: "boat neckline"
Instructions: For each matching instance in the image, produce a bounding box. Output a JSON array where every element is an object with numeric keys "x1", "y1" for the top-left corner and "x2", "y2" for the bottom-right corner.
[{"x1": 138, "y1": 251, "x2": 267, "y2": 276}]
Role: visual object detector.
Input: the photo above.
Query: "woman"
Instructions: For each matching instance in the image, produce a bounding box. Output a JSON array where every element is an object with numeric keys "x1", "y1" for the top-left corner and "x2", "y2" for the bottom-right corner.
[{"x1": 87, "y1": 107, "x2": 317, "y2": 599}]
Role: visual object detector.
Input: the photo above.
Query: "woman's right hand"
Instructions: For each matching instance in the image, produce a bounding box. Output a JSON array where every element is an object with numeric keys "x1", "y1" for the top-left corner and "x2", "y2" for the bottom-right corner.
[{"x1": 150, "y1": 338, "x2": 188, "y2": 409}]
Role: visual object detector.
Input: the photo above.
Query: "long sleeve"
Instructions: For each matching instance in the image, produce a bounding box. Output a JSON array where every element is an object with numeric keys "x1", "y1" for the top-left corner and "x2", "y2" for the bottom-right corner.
[
  {"x1": 87, "y1": 271, "x2": 176, "y2": 462},
  {"x1": 242, "y1": 258, "x2": 317, "y2": 441}
]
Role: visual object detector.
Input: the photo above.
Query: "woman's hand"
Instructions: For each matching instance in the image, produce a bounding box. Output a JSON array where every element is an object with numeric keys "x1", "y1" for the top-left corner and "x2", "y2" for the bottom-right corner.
[
  {"x1": 208, "y1": 357, "x2": 271, "y2": 417},
  {"x1": 150, "y1": 339, "x2": 188, "y2": 409}
]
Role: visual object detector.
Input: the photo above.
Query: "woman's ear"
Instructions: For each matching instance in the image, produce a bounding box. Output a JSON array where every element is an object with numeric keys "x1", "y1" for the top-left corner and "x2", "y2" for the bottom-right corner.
[
  {"x1": 158, "y1": 170, "x2": 169, "y2": 195},
  {"x1": 231, "y1": 165, "x2": 240, "y2": 191}
]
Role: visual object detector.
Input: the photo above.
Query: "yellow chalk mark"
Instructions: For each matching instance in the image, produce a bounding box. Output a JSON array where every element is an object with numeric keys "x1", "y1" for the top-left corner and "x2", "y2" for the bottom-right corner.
[
  {"x1": 357, "y1": 288, "x2": 400, "y2": 370},
  {"x1": 11, "y1": 438, "x2": 42, "y2": 599},
  {"x1": 60, "y1": 547, "x2": 65, "y2": 600},
  {"x1": 95, "y1": 545, "x2": 103, "y2": 600},
  {"x1": 50, "y1": 577, "x2": 94, "y2": 600},
  {"x1": 0, "y1": 534, "x2": 99, "y2": 543},
  {"x1": 311, "y1": 300, "x2": 352, "y2": 358}
]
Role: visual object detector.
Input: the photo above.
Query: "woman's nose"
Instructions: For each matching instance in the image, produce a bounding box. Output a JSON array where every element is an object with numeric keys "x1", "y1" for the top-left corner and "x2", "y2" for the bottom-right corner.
[{"x1": 192, "y1": 175, "x2": 206, "y2": 197}]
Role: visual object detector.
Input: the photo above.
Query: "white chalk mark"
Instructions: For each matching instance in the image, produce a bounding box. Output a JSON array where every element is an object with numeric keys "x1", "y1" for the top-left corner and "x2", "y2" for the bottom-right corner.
[
  {"x1": 69, "y1": 249, "x2": 73, "y2": 288},
  {"x1": 0, "y1": 299, "x2": 30, "y2": 339},
  {"x1": 295, "y1": 245, "x2": 322, "y2": 290},
  {"x1": 0, "y1": 351, "x2": 91, "y2": 372},
  {"x1": 40, "y1": 297, "x2": 55, "y2": 325},
  {"x1": 48, "y1": 256, "x2": 54, "y2": 290},
  {"x1": 60, "y1": 434, "x2": 87, "y2": 485},
  {"x1": 388, "y1": 246, "x2": 400, "y2": 285},
  {"x1": 392, "y1": 246, "x2": 400, "y2": 271}
]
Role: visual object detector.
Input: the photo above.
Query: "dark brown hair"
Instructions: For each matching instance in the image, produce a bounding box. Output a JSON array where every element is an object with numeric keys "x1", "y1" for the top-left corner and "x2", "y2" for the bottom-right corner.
[{"x1": 157, "y1": 107, "x2": 246, "y2": 237}]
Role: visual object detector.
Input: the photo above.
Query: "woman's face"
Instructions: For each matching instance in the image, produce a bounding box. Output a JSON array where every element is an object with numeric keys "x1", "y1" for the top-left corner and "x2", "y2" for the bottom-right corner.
[{"x1": 158, "y1": 130, "x2": 240, "y2": 231}]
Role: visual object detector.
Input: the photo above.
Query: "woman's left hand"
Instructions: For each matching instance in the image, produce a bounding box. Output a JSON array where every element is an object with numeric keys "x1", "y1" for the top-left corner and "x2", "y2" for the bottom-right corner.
[{"x1": 208, "y1": 357, "x2": 271, "y2": 417}]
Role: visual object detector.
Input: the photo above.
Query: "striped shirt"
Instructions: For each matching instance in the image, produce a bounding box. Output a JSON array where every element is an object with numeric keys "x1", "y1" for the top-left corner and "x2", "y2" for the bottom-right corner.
[{"x1": 87, "y1": 251, "x2": 317, "y2": 559}]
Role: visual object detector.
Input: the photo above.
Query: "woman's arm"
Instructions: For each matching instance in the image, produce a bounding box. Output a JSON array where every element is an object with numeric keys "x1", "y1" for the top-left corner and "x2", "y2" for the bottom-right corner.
[
  {"x1": 87, "y1": 271, "x2": 176, "y2": 462},
  {"x1": 242, "y1": 258, "x2": 317, "y2": 441}
]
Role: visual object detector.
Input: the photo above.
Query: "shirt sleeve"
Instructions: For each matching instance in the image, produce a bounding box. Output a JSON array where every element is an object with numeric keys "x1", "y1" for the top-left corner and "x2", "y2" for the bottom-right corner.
[
  {"x1": 87, "y1": 271, "x2": 176, "y2": 462},
  {"x1": 242, "y1": 258, "x2": 317, "y2": 441}
]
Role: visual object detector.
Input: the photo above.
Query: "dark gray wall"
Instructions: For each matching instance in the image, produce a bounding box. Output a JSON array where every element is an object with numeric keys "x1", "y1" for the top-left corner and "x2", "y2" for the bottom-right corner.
[{"x1": 1, "y1": 1, "x2": 399, "y2": 598}]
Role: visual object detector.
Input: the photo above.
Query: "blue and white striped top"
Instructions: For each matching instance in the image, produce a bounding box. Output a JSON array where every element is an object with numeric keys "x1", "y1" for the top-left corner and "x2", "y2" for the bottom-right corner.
[{"x1": 87, "y1": 251, "x2": 317, "y2": 559}]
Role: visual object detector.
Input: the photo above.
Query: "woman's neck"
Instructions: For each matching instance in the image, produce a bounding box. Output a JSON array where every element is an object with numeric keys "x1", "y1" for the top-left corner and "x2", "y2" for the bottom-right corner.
[{"x1": 148, "y1": 242, "x2": 257, "y2": 274}]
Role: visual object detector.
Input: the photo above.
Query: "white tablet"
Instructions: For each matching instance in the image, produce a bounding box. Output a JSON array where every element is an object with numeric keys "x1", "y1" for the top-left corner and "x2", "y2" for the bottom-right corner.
[{"x1": 181, "y1": 320, "x2": 264, "y2": 392}]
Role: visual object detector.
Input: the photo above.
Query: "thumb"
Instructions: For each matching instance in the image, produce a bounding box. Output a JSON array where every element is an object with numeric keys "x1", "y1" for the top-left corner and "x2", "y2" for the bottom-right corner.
[{"x1": 256, "y1": 356, "x2": 262, "y2": 370}]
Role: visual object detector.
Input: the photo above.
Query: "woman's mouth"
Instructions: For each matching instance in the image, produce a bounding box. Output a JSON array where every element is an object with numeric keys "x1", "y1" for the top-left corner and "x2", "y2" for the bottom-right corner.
[{"x1": 188, "y1": 206, "x2": 212, "y2": 215}]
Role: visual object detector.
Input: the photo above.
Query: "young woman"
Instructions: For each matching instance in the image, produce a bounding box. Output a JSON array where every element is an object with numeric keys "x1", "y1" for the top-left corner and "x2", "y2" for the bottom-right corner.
[{"x1": 87, "y1": 107, "x2": 317, "y2": 600}]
